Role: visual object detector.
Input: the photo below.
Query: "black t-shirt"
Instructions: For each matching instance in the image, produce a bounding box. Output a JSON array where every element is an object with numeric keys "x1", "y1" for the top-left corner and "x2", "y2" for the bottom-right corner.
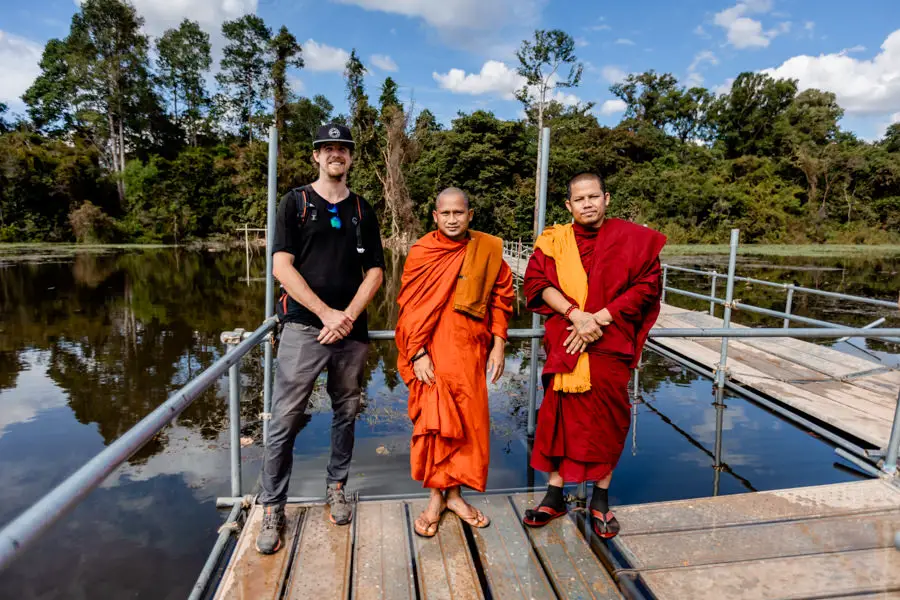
[{"x1": 272, "y1": 185, "x2": 386, "y2": 341}]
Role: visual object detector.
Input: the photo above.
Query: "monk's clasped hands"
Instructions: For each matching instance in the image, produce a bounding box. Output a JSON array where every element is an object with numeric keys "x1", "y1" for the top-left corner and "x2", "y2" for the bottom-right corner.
[
  {"x1": 564, "y1": 308, "x2": 613, "y2": 355},
  {"x1": 413, "y1": 352, "x2": 436, "y2": 386}
]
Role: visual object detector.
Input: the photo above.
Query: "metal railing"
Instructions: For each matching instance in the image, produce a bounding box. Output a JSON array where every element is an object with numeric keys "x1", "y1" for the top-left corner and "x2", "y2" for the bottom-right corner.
[{"x1": 2, "y1": 125, "x2": 900, "y2": 600}]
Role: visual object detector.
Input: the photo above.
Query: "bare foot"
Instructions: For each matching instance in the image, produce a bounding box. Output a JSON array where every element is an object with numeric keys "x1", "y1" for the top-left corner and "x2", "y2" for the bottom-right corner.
[
  {"x1": 414, "y1": 491, "x2": 445, "y2": 537},
  {"x1": 446, "y1": 495, "x2": 490, "y2": 528}
]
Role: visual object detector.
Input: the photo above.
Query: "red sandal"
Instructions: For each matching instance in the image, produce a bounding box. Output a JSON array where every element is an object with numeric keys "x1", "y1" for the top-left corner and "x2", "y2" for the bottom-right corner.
[
  {"x1": 523, "y1": 505, "x2": 568, "y2": 528},
  {"x1": 590, "y1": 509, "x2": 620, "y2": 539}
]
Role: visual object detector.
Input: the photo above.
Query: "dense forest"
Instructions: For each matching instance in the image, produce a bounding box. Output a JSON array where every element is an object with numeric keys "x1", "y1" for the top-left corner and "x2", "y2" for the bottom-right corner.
[{"x1": 1, "y1": 0, "x2": 899, "y2": 246}]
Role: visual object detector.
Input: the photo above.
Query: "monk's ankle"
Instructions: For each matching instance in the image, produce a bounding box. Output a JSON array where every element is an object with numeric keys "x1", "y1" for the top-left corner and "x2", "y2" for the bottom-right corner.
[
  {"x1": 540, "y1": 484, "x2": 566, "y2": 512},
  {"x1": 590, "y1": 486, "x2": 609, "y2": 514}
]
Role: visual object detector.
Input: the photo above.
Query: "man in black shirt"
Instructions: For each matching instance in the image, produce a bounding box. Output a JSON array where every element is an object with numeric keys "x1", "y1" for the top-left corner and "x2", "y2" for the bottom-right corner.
[{"x1": 257, "y1": 123, "x2": 385, "y2": 555}]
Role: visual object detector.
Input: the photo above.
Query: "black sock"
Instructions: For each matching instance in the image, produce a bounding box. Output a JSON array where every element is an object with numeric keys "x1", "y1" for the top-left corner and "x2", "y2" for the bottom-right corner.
[
  {"x1": 539, "y1": 484, "x2": 566, "y2": 511},
  {"x1": 591, "y1": 486, "x2": 609, "y2": 514}
]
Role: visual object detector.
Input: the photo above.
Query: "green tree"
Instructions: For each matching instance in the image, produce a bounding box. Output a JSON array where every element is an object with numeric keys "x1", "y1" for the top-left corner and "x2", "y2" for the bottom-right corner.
[
  {"x1": 270, "y1": 26, "x2": 303, "y2": 134},
  {"x1": 156, "y1": 19, "x2": 212, "y2": 146},
  {"x1": 880, "y1": 123, "x2": 900, "y2": 153},
  {"x1": 344, "y1": 50, "x2": 381, "y2": 207},
  {"x1": 610, "y1": 71, "x2": 680, "y2": 129},
  {"x1": 379, "y1": 77, "x2": 400, "y2": 111},
  {"x1": 22, "y1": 38, "x2": 78, "y2": 133},
  {"x1": 217, "y1": 15, "x2": 273, "y2": 142},
  {"x1": 515, "y1": 29, "x2": 583, "y2": 233},
  {"x1": 710, "y1": 72, "x2": 798, "y2": 158}
]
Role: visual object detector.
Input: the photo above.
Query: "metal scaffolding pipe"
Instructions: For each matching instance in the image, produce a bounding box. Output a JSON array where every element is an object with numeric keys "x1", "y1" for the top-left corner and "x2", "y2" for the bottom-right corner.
[
  {"x1": 0, "y1": 319, "x2": 276, "y2": 574},
  {"x1": 263, "y1": 126, "x2": 279, "y2": 445},
  {"x1": 527, "y1": 126, "x2": 551, "y2": 437},
  {"x1": 187, "y1": 502, "x2": 243, "y2": 600},
  {"x1": 717, "y1": 230, "x2": 740, "y2": 388},
  {"x1": 226, "y1": 338, "x2": 242, "y2": 498},
  {"x1": 882, "y1": 388, "x2": 900, "y2": 475}
]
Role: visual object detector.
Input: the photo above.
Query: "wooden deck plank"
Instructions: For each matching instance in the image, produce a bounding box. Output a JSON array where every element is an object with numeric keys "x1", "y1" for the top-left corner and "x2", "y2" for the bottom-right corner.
[
  {"x1": 468, "y1": 496, "x2": 556, "y2": 600},
  {"x1": 660, "y1": 304, "x2": 900, "y2": 399},
  {"x1": 286, "y1": 505, "x2": 353, "y2": 600},
  {"x1": 214, "y1": 506, "x2": 305, "y2": 600},
  {"x1": 510, "y1": 494, "x2": 623, "y2": 600},
  {"x1": 649, "y1": 333, "x2": 892, "y2": 447},
  {"x1": 353, "y1": 502, "x2": 415, "y2": 600},
  {"x1": 611, "y1": 480, "x2": 900, "y2": 538},
  {"x1": 409, "y1": 500, "x2": 484, "y2": 600},
  {"x1": 640, "y1": 547, "x2": 900, "y2": 600},
  {"x1": 618, "y1": 510, "x2": 900, "y2": 570}
]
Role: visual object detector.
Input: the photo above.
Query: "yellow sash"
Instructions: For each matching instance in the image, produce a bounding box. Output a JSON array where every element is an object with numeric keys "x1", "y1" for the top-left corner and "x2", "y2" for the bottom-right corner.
[{"x1": 534, "y1": 224, "x2": 591, "y2": 393}]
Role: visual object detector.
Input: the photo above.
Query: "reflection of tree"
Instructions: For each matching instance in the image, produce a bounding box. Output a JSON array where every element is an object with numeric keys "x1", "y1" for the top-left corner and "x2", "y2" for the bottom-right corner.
[
  {"x1": 366, "y1": 249, "x2": 405, "y2": 390},
  {"x1": 0, "y1": 351, "x2": 23, "y2": 392}
]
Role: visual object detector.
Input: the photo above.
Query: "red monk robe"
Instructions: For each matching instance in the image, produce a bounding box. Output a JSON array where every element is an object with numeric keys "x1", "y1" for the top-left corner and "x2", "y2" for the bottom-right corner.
[
  {"x1": 524, "y1": 218, "x2": 666, "y2": 483},
  {"x1": 396, "y1": 231, "x2": 514, "y2": 491}
]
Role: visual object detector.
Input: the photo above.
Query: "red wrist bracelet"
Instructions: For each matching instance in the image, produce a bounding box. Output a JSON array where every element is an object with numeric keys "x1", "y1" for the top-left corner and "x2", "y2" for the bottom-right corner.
[{"x1": 564, "y1": 304, "x2": 578, "y2": 320}]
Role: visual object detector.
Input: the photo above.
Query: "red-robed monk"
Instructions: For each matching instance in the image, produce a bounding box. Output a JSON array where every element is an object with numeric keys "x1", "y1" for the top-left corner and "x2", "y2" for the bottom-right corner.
[
  {"x1": 522, "y1": 172, "x2": 666, "y2": 539},
  {"x1": 395, "y1": 187, "x2": 514, "y2": 538}
]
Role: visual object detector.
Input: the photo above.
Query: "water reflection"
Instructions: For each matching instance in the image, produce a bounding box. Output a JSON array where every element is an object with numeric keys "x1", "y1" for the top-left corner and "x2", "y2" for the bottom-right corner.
[{"x1": 0, "y1": 247, "x2": 894, "y2": 598}]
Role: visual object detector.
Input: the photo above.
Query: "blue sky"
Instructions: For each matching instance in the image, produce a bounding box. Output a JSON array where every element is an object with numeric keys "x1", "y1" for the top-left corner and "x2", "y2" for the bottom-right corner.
[{"x1": 2, "y1": 0, "x2": 899, "y2": 139}]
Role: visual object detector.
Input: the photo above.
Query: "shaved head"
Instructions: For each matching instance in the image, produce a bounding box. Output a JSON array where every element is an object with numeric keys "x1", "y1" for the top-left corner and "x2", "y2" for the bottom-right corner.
[{"x1": 435, "y1": 187, "x2": 470, "y2": 211}]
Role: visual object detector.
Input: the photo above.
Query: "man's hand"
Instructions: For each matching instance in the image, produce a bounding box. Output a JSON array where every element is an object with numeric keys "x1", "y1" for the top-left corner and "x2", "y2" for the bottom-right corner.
[
  {"x1": 413, "y1": 353, "x2": 436, "y2": 386},
  {"x1": 487, "y1": 337, "x2": 506, "y2": 384},
  {"x1": 318, "y1": 308, "x2": 353, "y2": 344},
  {"x1": 593, "y1": 308, "x2": 613, "y2": 326},
  {"x1": 564, "y1": 309, "x2": 603, "y2": 355}
]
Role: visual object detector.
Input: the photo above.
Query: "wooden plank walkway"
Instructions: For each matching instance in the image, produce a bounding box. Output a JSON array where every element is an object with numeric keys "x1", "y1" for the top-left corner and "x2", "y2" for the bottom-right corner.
[
  {"x1": 654, "y1": 304, "x2": 900, "y2": 449},
  {"x1": 608, "y1": 479, "x2": 900, "y2": 599},
  {"x1": 214, "y1": 481, "x2": 900, "y2": 599},
  {"x1": 214, "y1": 494, "x2": 622, "y2": 600}
]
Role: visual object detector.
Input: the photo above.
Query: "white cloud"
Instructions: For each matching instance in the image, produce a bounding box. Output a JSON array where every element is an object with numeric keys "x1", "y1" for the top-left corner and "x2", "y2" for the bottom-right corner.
[
  {"x1": 575, "y1": 37, "x2": 590, "y2": 48},
  {"x1": 804, "y1": 21, "x2": 815, "y2": 32},
  {"x1": 601, "y1": 65, "x2": 627, "y2": 83},
  {"x1": 370, "y1": 54, "x2": 399, "y2": 72},
  {"x1": 0, "y1": 30, "x2": 42, "y2": 111},
  {"x1": 590, "y1": 24, "x2": 612, "y2": 32},
  {"x1": 433, "y1": 60, "x2": 581, "y2": 106},
  {"x1": 434, "y1": 60, "x2": 522, "y2": 98},
  {"x1": 762, "y1": 28, "x2": 900, "y2": 115},
  {"x1": 614, "y1": 38, "x2": 636, "y2": 46},
  {"x1": 600, "y1": 99, "x2": 627, "y2": 115},
  {"x1": 333, "y1": 0, "x2": 540, "y2": 33},
  {"x1": 689, "y1": 50, "x2": 719, "y2": 72},
  {"x1": 714, "y1": 77, "x2": 736, "y2": 96},
  {"x1": 74, "y1": 0, "x2": 258, "y2": 37},
  {"x1": 686, "y1": 51, "x2": 719, "y2": 87},
  {"x1": 694, "y1": 25, "x2": 709, "y2": 37},
  {"x1": 289, "y1": 75, "x2": 305, "y2": 93},
  {"x1": 842, "y1": 45, "x2": 866, "y2": 54},
  {"x1": 713, "y1": 0, "x2": 788, "y2": 49},
  {"x1": 304, "y1": 39, "x2": 352, "y2": 72}
]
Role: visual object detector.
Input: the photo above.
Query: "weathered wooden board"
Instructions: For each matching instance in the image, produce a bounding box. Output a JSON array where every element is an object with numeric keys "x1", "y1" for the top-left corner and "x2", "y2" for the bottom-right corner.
[
  {"x1": 510, "y1": 494, "x2": 623, "y2": 600},
  {"x1": 409, "y1": 500, "x2": 484, "y2": 600},
  {"x1": 214, "y1": 505, "x2": 304, "y2": 600},
  {"x1": 285, "y1": 505, "x2": 353, "y2": 600},
  {"x1": 468, "y1": 496, "x2": 556, "y2": 600},
  {"x1": 353, "y1": 502, "x2": 416, "y2": 600}
]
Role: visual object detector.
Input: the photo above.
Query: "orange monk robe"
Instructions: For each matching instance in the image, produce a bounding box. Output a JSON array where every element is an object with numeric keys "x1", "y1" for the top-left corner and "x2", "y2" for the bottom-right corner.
[{"x1": 395, "y1": 230, "x2": 514, "y2": 492}]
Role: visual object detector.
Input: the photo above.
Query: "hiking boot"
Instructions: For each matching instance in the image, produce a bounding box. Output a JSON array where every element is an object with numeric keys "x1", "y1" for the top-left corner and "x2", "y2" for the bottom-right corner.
[
  {"x1": 255, "y1": 504, "x2": 285, "y2": 554},
  {"x1": 326, "y1": 483, "x2": 352, "y2": 525}
]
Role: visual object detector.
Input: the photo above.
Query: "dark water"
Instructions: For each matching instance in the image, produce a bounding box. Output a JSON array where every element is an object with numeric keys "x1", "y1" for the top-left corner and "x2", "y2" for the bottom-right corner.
[{"x1": 0, "y1": 247, "x2": 897, "y2": 598}]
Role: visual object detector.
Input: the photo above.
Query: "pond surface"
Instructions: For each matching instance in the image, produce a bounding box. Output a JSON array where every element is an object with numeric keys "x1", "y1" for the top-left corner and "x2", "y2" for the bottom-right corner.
[{"x1": 0, "y1": 246, "x2": 897, "y2": 598}]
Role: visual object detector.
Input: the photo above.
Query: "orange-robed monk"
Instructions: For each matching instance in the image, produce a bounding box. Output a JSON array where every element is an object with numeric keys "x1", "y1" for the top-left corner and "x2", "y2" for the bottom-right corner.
[{"x1": 395, "y1": 187, "x2": 514, "y2": 538}]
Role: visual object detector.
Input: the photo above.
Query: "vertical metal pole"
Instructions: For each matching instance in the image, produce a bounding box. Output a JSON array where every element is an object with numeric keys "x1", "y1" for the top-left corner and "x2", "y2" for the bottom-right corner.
[
  {"x1": 712, "y1": 386, "x2": 725, "y2": 497},
  {"x1": 244, "y1": 224, "x2": 251, "y2": 286},
  {"x1": 716, "y1": 229, "x2": 740, "y2": 389},
  {"x1": 783, "y1": 285, "x2": 795, "y2": 329},
  {"x1": 263, "y1": 126, "x2": 278, "y2": 445},
  {"x1": 227, "y1": 340, "x2": 242, "y2": 498},
  {"x1": 882, "y1": 388, "x2": 900, "y2": 475},
  {"x1": 709, "y1": 272, "x2": 718, "y2": 316},
  {"x1": 527, "y1": 127, "x2": 551, "y2": 437},
  {"x1": 661, "y1": 265, "x2": 668, "y2": 303}
]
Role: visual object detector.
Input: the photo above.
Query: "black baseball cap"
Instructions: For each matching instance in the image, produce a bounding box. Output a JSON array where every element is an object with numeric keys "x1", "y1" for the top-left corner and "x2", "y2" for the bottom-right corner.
[{"x1": 313, "y1": 123, "x2": 355, "y2": 149}]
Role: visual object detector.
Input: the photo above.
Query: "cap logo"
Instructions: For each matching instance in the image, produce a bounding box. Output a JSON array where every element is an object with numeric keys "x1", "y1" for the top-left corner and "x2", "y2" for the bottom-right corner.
[{"x1": 328, "y1": 127, "x2": 341, "y2": 139}]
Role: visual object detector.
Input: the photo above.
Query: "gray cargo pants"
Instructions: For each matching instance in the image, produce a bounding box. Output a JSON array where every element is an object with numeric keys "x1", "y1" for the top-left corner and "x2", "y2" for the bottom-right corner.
[{"x1": 259, "y1": 322, "x2": 368, "y2": 507}]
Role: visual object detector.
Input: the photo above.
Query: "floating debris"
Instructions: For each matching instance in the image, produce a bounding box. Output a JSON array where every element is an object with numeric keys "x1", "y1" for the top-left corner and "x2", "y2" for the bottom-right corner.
[{"x1": 240, "y1": 436, "x2": 254, "y2": 447}]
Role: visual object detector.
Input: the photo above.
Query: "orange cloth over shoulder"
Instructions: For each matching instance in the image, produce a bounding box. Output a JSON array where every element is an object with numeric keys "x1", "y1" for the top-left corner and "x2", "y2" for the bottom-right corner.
[{"x1": 396, "y1": 230, "x2": 513, "y2": 491}]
